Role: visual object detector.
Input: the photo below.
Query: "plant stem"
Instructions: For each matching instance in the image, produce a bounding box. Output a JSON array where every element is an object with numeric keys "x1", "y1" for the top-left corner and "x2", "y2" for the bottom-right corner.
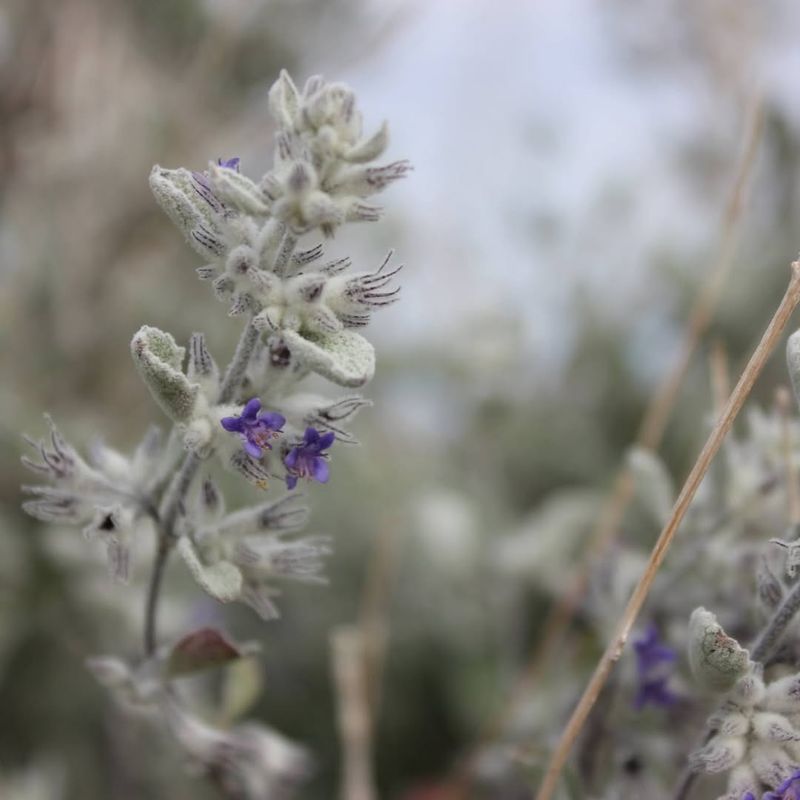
[
  {"x1": 536, "y1": 260, "x2": 800, "y2": 800},
  {"x1": 752, "y1": 572, "x2": 800, "y2": 663},
  {"x1": 141, "y1": 228, "x2": 299, "y2": 657},
  {"x1": 144, "y1": 536, "x2": 171, "y2": 655},
  {"x1": 218, "y1": 321, "x2": 260, "y2": 405}
]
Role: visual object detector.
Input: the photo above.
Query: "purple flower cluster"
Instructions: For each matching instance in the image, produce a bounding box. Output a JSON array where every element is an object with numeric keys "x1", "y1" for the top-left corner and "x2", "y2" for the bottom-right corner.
[
  {"x1": 221, "y1": 398, "x2": 334, "y2": 490},
  {"x1": 632, "y1": 624, "x2": 679, "y2": 710}
]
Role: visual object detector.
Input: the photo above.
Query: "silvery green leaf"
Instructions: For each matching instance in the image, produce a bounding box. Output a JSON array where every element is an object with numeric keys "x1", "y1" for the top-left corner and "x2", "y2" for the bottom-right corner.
[
  {"x1": 707, "y1": 710, "x2": 749, "y2": 738},
  {"x1": 765, "y1": 673, "x2": 800, "y2": 713},
  {"x1": 219, "y1": 657, "x2": 264, "y2": 725},
  {"x1": 149, "y1": 166, "x2": 225, "y2": 258},
  {"x1": 494, "y1": 489, "x2": 602, "y2": 592},
  {"x1": 688, "y1": 735, "x2": 746, "y2": 773},
  {"x1": 215, "y1": 494, "x2": 310, "y2": 538},
  {"x1": 208, "y1": 162, "x2": 269, "y2": 216},
  {"x1": 751, "y1": 711, "x2": 800, "y2": 742},
  {"x1": 131, "y1": 326, "x2": 199, "y2": 423},
  {"x1": 281, "y1": 329, "x2": 375, "y2": 388},
  {"x1": 343, "y1": 121, "x2": 389, "y2": 163},
  {"x1": 725, "y1": 765, "x2": 758, "y2": 799},
  {"x1": 328, "y1": 160, "x2": 412, "y2": 198},
  {"x1": 178, "y1": 537, "x2": 242, "y2": 602},
  {"x1": 688, "y1": 608, "x2": 752, "y2": 692},
  {"x1": 278, "y1": 393, "x2": 371, "y2": 444},
  {"x1": 750, "y1": 741, "x2": 795, "y2": 788},
  {"x1": 21, "y1": 485, "x2": 88, "y2": 524},
  {"x1": 627, "y1": 446, "x2": 674, "y2": 526},
  {"x1": 267, "y1": 69, "x2": 299, "y2": 129}
]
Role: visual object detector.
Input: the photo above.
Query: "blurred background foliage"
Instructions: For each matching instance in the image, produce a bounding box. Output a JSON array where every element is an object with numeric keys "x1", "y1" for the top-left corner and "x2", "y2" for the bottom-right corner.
[{"x1": 3, "y1": 0, "x2": 800, "y2": 798}]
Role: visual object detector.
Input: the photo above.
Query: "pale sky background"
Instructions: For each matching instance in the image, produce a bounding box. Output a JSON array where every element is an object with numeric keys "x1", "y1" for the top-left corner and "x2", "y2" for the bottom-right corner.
[{"x1": 286, "y1": 0, "x2": 800, "y2": 379}]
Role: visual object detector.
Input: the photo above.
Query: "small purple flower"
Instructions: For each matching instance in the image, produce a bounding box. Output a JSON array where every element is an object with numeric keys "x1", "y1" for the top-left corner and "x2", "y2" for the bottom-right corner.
[
  {"x1": 217, "y1": 156, "x2": 240, "y2": 172},
  {"x1": 632, "y1": 624, "x2": 679, "y2": 710},
  {"x1": 221, "y1": 398, "x2": 285, "y2": 459},
  {"x1": 284, "y1": 427, "x2": 335, "y2": 490},
  {"x1": 765, "y1": 770, "x2": 800, "y2": 800}
]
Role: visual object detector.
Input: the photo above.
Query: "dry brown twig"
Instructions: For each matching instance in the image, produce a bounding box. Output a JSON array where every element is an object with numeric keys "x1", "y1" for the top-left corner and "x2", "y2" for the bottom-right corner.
[
  {"x1": 332, "y1": 626, "x2": 378, "y2": 800},
  {"x1": 536, "y1": 258, "x2": 800, "y2": 800},
  {"x1": 448, "y1": 94, "x2": 764, "y2": 796}
]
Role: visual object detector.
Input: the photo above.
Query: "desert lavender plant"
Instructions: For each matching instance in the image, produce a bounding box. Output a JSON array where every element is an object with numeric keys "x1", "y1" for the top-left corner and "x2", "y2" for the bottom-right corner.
[{"x1": 21, "y1": 70, "x2": 409, "y2": 797}]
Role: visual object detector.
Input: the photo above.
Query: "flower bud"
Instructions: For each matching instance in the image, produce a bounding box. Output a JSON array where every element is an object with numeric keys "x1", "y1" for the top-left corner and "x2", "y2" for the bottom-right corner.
[
  {"x1": 688, "y1": 608, "x2": 752, "y2": 692},
  {"x1": 131, "y1": 326, "x2": 199, "y2": 423}
]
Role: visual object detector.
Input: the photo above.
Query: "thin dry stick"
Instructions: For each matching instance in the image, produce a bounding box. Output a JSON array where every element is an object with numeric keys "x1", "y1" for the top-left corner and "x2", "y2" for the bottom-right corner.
[
  {"x1": 709, "y1": 339, "x2": 732, "y2": 417},
  {"x1": 449, "y1": 96, "x2": 764, "y2": 793},
  {"x1": 535, "y1": 260, "x2": 800, "y2": 800},
  {"x1": 332, "y1": 626, "x2": 377, "y2": 800}
]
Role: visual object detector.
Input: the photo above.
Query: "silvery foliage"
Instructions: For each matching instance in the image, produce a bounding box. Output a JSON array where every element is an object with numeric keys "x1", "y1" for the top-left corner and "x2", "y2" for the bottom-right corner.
[
  {"x1": 688, "y1": 667, "x2": 800, "y2": 799},
  {"x1": 482, "y1": 333, "x2": 800, "y2": 797},
  {"x1": 20, "y1": 69, "x2": 408, "y2": 796}
]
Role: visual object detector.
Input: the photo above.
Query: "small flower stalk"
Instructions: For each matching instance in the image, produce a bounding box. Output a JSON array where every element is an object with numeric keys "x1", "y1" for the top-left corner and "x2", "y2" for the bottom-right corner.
[{"x1": 21, "y1": 68, "x2": 409, "y2": 797}]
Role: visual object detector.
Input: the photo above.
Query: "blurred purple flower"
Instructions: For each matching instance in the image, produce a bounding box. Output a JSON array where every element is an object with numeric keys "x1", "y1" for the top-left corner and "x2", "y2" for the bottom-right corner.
[
  {"x1": 633, "y1": 624, "x2": 679, "y2": 710},
  {"x1": 284, "y1": 427, "x2": 334, "y2": 490},
  {"x1": 221, "y1": 398, "x2": 285, "y2": 459},
  {"x1": 217, "y1": 156, "x2": 240, "y2": 171},
  {"x1": 764, "y1": 770, "x2": 800, "y2": 800}
]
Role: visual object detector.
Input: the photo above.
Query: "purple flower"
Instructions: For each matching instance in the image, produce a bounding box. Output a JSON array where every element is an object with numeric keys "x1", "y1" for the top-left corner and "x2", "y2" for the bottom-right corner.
[
  {"x1": 634, "y1": 676, "x2": 679, "y2": 710},
  {"x1": 221, "y1": 398, "x2": 285, "y2": 459},
  {"x1": 765, "y1": 770, "x2": 800, "y2": 800},
  {"x1": 217, "y1": 156, "x2": 240, "y2": 171},
  {"x1": 284, "y1": 427, "x2": 335, "y2": 490},
  {"x1": 632, "y1": 624, "x2": 679, "y2": 710}
]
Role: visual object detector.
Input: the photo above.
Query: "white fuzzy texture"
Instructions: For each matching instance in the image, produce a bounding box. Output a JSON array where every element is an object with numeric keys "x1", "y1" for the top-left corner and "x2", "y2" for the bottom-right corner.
[
  {"x1": 281, "y1": 329, "x2": 375, "y2": 388},
  {"x1": 688, "y1": 608, "x2": 752, "y2": 692},
  {"x1": 177, "y1": 537, "x2": 243, "y2": 603}
]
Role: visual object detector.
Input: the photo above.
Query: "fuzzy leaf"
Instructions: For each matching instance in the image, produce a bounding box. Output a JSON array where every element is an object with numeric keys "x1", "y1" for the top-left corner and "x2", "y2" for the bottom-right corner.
[
  {"x1": 688, "y1": 607, "x2": 752, "y2": 692},
  {"x1": 209, "y1": 162, "x2": 269, "y2": 216},
  {"x1": 149, "y1": 166, "x2": 225, "y2": 257},
  {"x1": 218, "y1": 657, "x2": 264, "y2": 726},
  {"x1": 131, "y1": 326, "x2": 199, "y2": 423},
  {"x1": 627, "y1": 446, "x2": 674, "y2": 526},
  {"x1": 178, "y1": 538, "x2": 242, "y2": 602},
  {"x1": 282, "y1": 329, "x2": 375, "y2": 388}
]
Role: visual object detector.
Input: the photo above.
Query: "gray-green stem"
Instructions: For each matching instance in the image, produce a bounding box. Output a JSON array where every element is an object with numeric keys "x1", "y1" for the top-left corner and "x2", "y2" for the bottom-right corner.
[{"x1": 142, "y1": 229, "x2": 298, "y2": 656}]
